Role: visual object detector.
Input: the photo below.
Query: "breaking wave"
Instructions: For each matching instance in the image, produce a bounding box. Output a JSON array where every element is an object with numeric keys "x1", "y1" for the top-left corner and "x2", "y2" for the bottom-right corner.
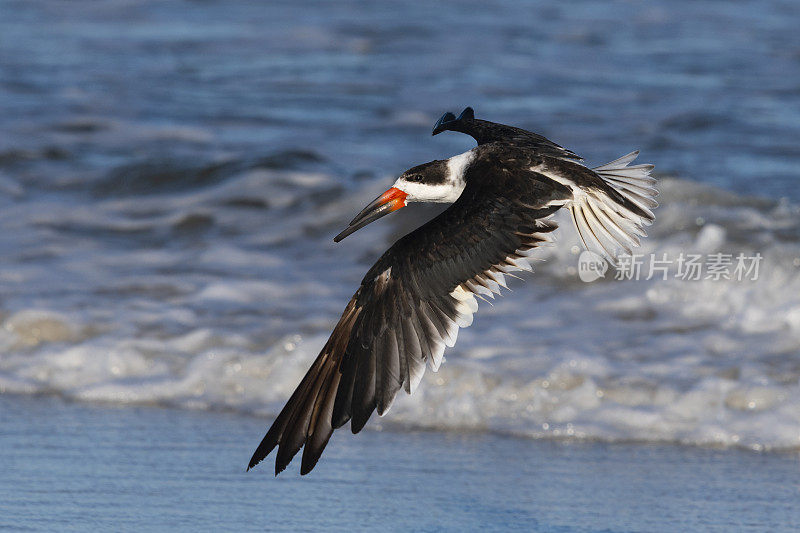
[{"x1": 1, "y1": 166, "x2": 799, "y2": 452}]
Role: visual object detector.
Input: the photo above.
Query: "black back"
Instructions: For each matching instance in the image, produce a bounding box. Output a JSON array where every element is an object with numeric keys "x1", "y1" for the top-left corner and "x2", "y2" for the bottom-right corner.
[{"x1": 432, "y1": 106, "x2": 582, "y2": 161}]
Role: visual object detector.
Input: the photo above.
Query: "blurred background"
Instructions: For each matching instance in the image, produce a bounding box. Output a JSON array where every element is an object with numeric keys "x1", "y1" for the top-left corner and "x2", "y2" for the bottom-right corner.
[{"x1": 1, "y1": 0, "x2": 800, "y2": 529}]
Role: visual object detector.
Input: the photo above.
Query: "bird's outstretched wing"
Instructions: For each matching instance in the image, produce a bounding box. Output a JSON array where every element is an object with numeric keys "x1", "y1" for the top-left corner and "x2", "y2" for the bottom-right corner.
[
  {"x1": 248, "y1": 162, "x2": 571, "y2": 475},
  {"x1": 433, "y1": 108, "x2": 656, "y2": 262},
  {"x1": 530, "y1": 151, "x2": 657, "y2": 262},
  {"x1": 432, "y1": 107, "x2": 582, "y2": 161}
]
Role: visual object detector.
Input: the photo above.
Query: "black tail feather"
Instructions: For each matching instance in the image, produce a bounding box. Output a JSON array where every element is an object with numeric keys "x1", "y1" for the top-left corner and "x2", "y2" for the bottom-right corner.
[{"x1": 432, "y1": 107, "x2": 474, "y2": 136}]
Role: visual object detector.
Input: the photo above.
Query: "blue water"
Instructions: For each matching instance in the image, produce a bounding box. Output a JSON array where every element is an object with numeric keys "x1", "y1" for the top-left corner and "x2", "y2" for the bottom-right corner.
[
  {"x1": 2, "y1": 1, "x2": 800, "y2": 530},
  {"x1": 2, "y1": 395, "x2": 799, "y2": 532},
  {"x1": 1, "y1": 0, "x2": 799, "y2": 199}
]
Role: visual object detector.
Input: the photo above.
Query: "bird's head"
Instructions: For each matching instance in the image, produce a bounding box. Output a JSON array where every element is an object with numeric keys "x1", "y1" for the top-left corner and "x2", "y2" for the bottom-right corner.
[{"x1": 334, "y1": 152, "x2": 474, "y2": 242}]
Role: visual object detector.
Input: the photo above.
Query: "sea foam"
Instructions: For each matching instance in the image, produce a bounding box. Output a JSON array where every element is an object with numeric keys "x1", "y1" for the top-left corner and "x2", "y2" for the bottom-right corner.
[{"x1": 1, "y1": 171, "x2": 799, "y2": 452}]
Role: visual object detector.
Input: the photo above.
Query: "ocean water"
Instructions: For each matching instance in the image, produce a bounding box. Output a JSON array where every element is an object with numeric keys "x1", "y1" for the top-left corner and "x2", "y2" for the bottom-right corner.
[
  {"x1": 1, "y1": 0, "x2": 800, "y2": 486},
  {"x1": 2, "y1": 395, "x2": 799, "y2": 532}
]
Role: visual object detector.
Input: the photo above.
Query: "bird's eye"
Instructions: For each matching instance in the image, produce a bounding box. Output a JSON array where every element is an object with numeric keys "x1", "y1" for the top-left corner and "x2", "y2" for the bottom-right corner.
[{"x1": 408, "y1": 174, "x2": 422, "y2": 182}]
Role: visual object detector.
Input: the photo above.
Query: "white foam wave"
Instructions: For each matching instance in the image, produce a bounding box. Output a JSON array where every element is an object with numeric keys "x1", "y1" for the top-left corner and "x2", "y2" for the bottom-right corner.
[{"x1": 1, "y1": 173, "x2": 800, "y2": 451}]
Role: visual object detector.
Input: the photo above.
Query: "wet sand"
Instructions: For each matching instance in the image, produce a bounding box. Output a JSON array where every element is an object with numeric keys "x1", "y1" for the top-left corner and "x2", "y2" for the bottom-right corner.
[{"x1": 1, "y1": 395, "x2": 798, "y2": 532}]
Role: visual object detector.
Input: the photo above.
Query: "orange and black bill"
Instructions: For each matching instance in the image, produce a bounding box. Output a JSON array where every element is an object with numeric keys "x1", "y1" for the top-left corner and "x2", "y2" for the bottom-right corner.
[{"x1": 334, "y1": 187, "x2": 407, "y2": 242}]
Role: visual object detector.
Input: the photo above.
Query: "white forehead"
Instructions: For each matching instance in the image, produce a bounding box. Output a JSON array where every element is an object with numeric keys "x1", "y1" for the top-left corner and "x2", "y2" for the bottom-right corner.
[{"x1": 393, "y1": 149, "x2": 475, "y2": 203}]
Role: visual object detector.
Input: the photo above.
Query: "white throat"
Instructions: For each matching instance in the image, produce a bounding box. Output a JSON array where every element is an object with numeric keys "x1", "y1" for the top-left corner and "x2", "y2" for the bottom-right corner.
[{"x1": 393, "y1": 149, "x2": 475, "y2": 203}]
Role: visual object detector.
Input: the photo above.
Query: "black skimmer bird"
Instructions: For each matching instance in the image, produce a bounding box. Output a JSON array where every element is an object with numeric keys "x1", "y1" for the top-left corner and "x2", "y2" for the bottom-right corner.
[{"x1": 248, "y1": 107, "x2": 657, "y2": 475}]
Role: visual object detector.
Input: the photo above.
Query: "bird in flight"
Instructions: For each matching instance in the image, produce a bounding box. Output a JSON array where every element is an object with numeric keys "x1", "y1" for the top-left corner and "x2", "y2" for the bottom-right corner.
[{"x1": 248, "y1": 107, "x2": 657, "y2": 475}]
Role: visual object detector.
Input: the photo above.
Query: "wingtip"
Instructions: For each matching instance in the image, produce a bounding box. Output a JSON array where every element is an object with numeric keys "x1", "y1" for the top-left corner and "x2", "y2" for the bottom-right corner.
[
  {"x1": 350, "y1": 410, "x2": 371, "y2": 434},
  {"x1": 300, "y1": 458, "x2": 315, "y2": 476},
  {"x1": 248, "y1": 430, "x2": 281, "y2": 474}
]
